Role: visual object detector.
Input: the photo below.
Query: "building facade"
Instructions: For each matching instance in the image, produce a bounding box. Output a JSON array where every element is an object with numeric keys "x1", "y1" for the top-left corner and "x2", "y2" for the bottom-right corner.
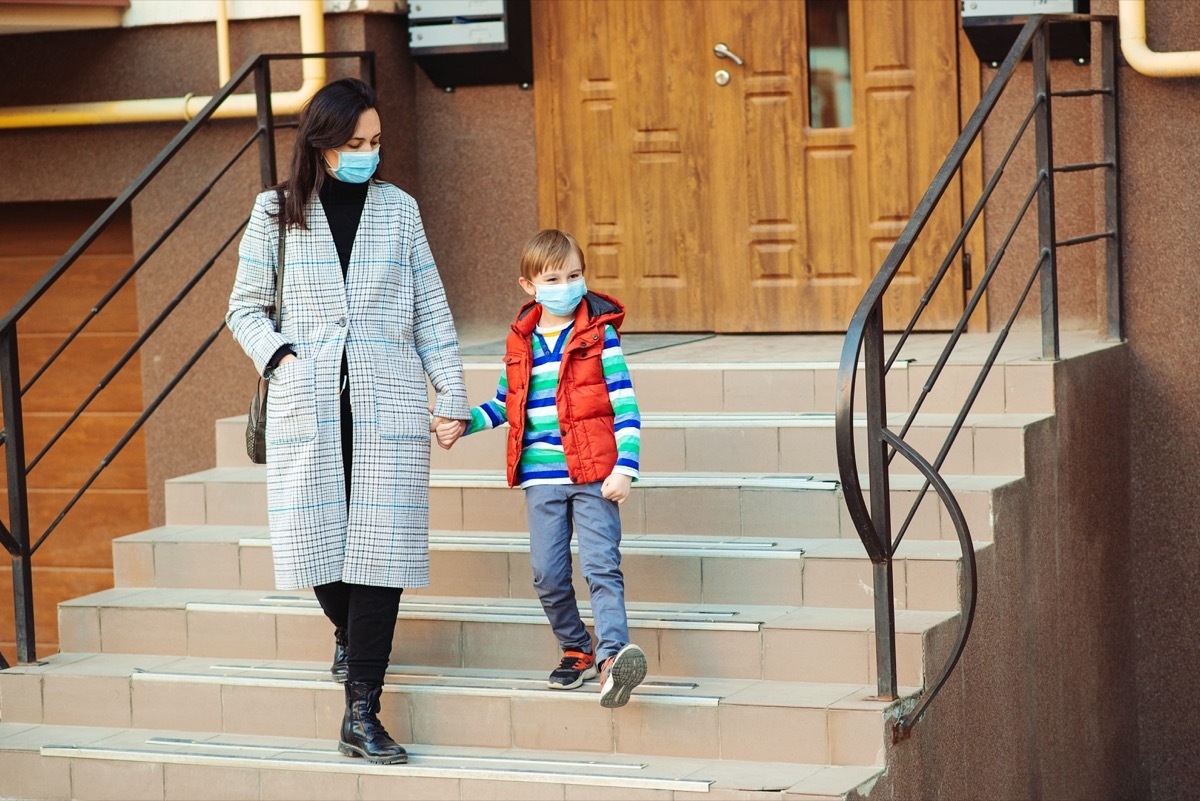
[{"x1": 0, "y1": 0, "x2": 1196, "y2": 796}]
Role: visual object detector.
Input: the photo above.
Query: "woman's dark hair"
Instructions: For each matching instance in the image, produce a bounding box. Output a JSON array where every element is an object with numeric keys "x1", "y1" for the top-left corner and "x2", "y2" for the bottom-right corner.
[{"x1": 279, "y1": 77, "x2": 378, "y2": 229}]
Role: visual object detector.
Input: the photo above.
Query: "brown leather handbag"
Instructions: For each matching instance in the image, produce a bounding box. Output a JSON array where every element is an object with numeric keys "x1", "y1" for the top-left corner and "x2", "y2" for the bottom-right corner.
[{"x1": 245, "y1": 192, "x2": 287, "y2": 464}]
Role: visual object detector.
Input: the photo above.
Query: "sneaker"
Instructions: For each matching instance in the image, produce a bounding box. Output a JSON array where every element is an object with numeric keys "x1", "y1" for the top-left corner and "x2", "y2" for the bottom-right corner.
[
  {"x1": 547, "y1": 650, "x2": 597, "y2": 690},
  {"x1": 597, "y1": 643, "x2": 647, "y2": 708}
]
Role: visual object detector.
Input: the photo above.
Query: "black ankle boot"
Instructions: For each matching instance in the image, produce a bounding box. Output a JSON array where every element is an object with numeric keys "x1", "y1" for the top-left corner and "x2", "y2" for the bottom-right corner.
[
  {"x1": 331, "y1": 627, "x2": 348, "y2": 683},
  {"x1": 338, "y1": 681, "x2": 407, "y2": 764}
]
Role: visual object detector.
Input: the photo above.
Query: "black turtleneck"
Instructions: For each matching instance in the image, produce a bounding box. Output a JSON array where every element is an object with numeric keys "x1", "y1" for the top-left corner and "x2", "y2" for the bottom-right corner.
[
  {"x1": 319, "y1": 177, "x2": 369, "y2": 277},
  {"x1": 319, "y1": 178, "x2": 367, "y2": 504}
]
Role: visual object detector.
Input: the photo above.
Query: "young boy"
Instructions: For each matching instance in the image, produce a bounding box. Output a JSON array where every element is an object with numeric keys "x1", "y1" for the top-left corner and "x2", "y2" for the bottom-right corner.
[{"x1": 436, "y1": 229, "x2": 645, "y2": 708}]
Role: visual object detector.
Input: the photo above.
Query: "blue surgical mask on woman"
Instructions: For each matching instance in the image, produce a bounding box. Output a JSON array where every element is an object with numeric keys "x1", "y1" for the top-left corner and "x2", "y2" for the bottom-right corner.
[
  {"x1": 326, "y1": 147, "x2": 379, "y2": 183},
  {"x1": 537, "y1": 278, "x2": 587, "y2": 317}
]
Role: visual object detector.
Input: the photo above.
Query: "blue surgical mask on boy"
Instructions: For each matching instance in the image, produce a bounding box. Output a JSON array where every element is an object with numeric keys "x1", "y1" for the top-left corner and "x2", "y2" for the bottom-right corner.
[
  {"x1": 537, "y1": 278, "x2": 588, "y2": 317},
  {"x1": 326, "y1": 147, "x2": 379, "y2": 184}
]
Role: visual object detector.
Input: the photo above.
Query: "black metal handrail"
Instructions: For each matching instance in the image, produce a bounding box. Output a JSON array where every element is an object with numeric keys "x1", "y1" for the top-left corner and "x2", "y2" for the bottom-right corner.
[
  {"x1": 0, "y1": 51, "x2": 376, "y2": 666},
  {"x1": 835, "y1": 14, "x2": 1121, "y2": 738}
]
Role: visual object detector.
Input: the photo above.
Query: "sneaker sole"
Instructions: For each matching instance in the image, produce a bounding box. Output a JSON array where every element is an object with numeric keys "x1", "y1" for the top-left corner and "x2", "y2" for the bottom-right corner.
[
  {"x1": 338, "y1": 740, "x2": 408, "y2": 765},
  {"x1": 548, "y1": 665, "x2": 598, "y2": 690},
  {"x1": 599, "y1": 645, "x2": 647, "y2": 709}
]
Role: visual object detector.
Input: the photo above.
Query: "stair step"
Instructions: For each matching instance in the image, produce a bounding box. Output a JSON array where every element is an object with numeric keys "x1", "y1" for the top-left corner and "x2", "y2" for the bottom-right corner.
[
  {"x1": 56, "y1": 588, "x2": 957, "y2": 687},
  {"x1": 114, "y1": 526, "x2": 980, "y2": 612},
  {"x1": 166, "y1": 467, "x2": 1013, "y2": 542},
  {"x1": 216, "y1": 410, "x2": 1042, "y2": 476},
  {"x1": 1, "y1": 653, "x2": 920, "y2": 767},
  {"x1": 0, "y1": 721, "x2": 885, "y2": 800},
  {"x1": 465, "y1": 358, "x2": 912, "y2": 417},
  {"x1": 465, "y1": 354, "x2": 1055, "y2": 417}
]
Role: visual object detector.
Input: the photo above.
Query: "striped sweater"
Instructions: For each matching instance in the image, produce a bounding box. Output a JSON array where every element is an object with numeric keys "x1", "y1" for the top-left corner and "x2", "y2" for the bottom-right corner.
[{"x1": 466, "y1": 322, "x2": 641, "y2": 488}]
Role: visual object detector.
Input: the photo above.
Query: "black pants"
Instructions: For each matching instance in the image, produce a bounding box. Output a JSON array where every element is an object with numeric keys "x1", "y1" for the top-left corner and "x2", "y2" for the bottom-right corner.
[
  {"x1": 312, "y1": 363, "x2": 403, "y2": 686},
  {"x1": 313, "y1": 580, "x2": 402, "y2": 685}
]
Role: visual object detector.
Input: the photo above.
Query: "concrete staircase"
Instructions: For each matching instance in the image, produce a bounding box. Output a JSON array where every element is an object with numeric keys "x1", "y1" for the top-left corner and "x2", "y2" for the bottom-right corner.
[{"x1": 0, "y1": 342, "x2": 1059, "y2": 800}]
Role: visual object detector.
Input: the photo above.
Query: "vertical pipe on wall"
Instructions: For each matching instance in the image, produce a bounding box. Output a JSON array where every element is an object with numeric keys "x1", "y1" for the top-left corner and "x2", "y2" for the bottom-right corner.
[
  {"x1": 1119, "y1": 0, "x2": 1200, "y2": 78},
  {"x1": 216, "y1": 0, "x2": 231, "y2": 86}
]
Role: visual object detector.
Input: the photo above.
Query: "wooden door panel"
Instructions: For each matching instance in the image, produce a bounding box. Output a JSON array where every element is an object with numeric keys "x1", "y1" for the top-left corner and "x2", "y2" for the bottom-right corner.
[
  {"x1": 536, "y1": 0, "x2": 711, "y2": 331},
  {"x1": 619, "y1": 0, "x2": 710, "y2": 328},
  {"x1": 708, "y1": 0, "x2": 806, "y2": 331}
]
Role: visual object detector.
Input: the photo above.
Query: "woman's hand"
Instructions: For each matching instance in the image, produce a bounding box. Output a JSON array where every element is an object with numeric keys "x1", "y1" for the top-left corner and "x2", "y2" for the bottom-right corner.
[
  {"x1": 278, "y1": 354, "x2": 298, "y2": 366},
  {"x1": 431, "y1": 416, "x2": 466, "y2": 449},
  {"x1": 601, "y1": 472, "x2": 633, "y2": 504}
]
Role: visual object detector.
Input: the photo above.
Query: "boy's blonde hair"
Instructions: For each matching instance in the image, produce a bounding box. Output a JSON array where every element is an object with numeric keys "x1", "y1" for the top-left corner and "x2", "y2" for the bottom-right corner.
[{"x1": 520, "y1": 229, "x2": 586, "y2": 281}]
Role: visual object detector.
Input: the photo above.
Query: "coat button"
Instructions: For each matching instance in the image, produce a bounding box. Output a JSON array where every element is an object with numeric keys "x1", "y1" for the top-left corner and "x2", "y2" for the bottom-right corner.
[
  {"x1": 593, "y1": 334, "x2": 599, "y2": 340},
  {"x1": 337, "y1": 317, "x2": 347, "y2": 327}
]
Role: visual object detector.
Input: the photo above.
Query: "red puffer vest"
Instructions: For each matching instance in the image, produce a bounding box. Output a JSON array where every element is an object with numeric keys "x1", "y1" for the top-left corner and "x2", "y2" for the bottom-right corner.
[{"x1": 502, "y1": 291, "x2": 625, "y2": 488}]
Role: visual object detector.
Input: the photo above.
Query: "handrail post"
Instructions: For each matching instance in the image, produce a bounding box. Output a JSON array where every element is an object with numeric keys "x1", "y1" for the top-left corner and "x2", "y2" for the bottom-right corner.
[
  {"x1": 1033, "y1": 21, "x2": 1060, "y2": 360},
  {"x1": 864, "y1": 304, "x2": 898, "y2": 700},
  {"x1": 1, "y1": 326, "x2": 36, "y2": 664},
  {"x1": 1101, "y1": 19, "x2": 1123, "y2": 341},
  {"x1": 255, "y1": 58, "x2": 277, "y2": 189}
]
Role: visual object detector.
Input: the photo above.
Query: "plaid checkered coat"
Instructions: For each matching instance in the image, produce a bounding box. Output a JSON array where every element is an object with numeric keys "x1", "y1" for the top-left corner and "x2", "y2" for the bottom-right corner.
[{"x1": 226, "y1": 184, "x2": 468, "y2": 590}]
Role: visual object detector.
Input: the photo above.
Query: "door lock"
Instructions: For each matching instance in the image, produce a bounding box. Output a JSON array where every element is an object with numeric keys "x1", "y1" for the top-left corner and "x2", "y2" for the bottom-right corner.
[{"x1": 715, "y1": 69, "x2": 731, "y2": 86}]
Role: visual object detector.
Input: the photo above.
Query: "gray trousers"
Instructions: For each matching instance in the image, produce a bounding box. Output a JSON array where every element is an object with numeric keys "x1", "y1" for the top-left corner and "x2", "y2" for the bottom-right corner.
[{"x1": 524, "y1": 481, "x2": 630, "y2": 662}]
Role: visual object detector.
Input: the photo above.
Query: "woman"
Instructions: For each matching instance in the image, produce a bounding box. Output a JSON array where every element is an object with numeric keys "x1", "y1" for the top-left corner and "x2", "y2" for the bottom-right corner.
[{"x1": 226, "y1": 77, "x2": 468, "y2": 765}]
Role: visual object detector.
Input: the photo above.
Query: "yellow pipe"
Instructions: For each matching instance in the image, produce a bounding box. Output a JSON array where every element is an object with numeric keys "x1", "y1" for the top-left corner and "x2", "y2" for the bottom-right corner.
[
  {"x1": 0, "y1": 0, "x2": 326, "y2": 129},
  {"x1": 1119, "y1": 0, "x2": 1200, "y2": 78},
  {"x1": 216, "y1": 0, "x2": 231, "y2": 87}
]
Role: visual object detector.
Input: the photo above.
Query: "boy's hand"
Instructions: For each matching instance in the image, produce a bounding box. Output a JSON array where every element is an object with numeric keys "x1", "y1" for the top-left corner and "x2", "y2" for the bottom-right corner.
[
  {"x1": 601, "y1": 472, "x2": 633, "y2": 504},
  {"x1": 433, "y1": 417, "x2": 467, "y2": 449}
]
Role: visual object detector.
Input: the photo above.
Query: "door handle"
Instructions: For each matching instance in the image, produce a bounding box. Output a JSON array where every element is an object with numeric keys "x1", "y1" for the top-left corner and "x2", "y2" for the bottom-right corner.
[{"x1": 713, "y1": 43, "x2": 745, "y2": 67}]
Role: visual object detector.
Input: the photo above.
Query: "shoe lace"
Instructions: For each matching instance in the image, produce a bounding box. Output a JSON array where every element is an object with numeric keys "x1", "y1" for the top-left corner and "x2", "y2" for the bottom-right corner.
[{"x1": 557, "y1": 651, "x2": 591, "y2": 671}]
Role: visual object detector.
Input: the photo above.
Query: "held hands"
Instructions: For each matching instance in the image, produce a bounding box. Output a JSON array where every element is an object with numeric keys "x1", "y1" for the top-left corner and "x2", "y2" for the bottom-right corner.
[
  {"x1": 430, "y1": 410, "x2": 467, "y2": 450},
  {"x1": 601, "y1": 472, "x2": 633, "y2": 504}
]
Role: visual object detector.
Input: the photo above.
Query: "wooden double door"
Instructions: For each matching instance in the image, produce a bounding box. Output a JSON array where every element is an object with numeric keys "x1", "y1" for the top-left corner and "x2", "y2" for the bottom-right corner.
[{"x1": 533, "y1": 0, "x2": 967, "y2": 332}]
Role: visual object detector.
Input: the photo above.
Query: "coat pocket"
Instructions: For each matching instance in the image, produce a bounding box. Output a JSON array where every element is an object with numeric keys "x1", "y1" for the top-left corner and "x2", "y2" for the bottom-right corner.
[
  {"x1": 375, "y1": 357, "x2": 429, "y2": 439},
  {"x1": 266, "y1": 359, "x2": 318, "y2": 444},
  {"x1": 503, "y1": 354, "x2": 525, "y2": 390}
]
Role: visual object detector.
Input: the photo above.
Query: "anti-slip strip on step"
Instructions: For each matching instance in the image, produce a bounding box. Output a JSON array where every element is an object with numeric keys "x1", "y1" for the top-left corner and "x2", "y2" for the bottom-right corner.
[
  {"x1": 463, "y1": 359, "x2": 905, "y2": 371},
  {"x1": 237, "y1": 534, "x2": 800, "y2": 558},
  {"x1": 634, "y1": 411, "x2": 1045, "y2": 428},
  {"x1": 170, "y1": 467, "x2": 842, "y2": 492},
  {"x1": 201, "y1": 664, "x2": 700, "y2": 690},
  {"x1": 129, "y1": 668, "x2": 720, "y2": 706},
  {"x1": 426, "y1": 536, "x2": 803, "y2": 559},
  {"x1": 430, "y1": 472, "x2": 838, "y2": 491},
  {"x1": 185, "y1": 599, "x2": 763, "y2": 631},
  {"x1": 39, "y1": 742, "x2": 710, "y2": 792},
  {"x1": 640, "y1": 412, "x2": 838, "y2": 427},
  {"x1": 260, "y1": 596, "x2": 744, "y2": 617}
]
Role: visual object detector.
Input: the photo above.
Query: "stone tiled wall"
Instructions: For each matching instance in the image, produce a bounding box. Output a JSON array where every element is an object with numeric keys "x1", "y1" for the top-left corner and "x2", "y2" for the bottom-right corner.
[
  {"x1": 1099, "y1": 1, "x2": 1200, "y2": 797},
  {"x1": 979, "y1": 1, "x2": 1200, "y2": 796}
]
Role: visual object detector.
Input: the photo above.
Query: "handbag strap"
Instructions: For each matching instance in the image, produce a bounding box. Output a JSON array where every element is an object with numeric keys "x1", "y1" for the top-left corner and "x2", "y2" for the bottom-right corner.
[{"x1": 273, "y1": 188, "x2": 287, "y2": 334}]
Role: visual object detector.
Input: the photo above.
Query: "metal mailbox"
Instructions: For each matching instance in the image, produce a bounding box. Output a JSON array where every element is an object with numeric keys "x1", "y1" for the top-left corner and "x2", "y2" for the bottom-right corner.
[
  {"x1": 962, "y1": 0, "x2": 1091, "y2": 66},
  {"x1": 407, "y1": 0, "x2": 532, "y2": 90}
]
